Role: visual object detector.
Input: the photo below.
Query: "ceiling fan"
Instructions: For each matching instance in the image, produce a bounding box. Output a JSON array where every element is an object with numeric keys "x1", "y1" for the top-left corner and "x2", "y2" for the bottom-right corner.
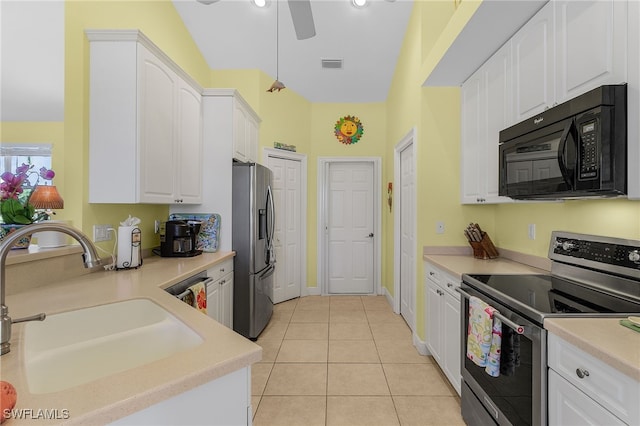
[{"x1": 196, "y1": 0, "x2": 316, "y2": 40}]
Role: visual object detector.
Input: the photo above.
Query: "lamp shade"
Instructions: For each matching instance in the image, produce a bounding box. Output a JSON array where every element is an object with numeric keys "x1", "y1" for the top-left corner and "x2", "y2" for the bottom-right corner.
[{"x1": 30, "y1": 185, "x2": 64, "y2": 210}]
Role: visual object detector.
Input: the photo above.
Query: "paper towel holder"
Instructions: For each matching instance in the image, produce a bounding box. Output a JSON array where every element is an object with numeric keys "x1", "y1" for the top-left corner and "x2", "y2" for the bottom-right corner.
[{"x1": 116, "y1": 226, "x2": 142, "y2": 270}]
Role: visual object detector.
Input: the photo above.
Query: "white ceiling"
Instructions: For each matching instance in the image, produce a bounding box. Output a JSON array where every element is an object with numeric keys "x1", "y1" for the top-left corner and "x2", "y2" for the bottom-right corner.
[{"x1": 172, "y1": 0, "x2": 414, "y2": 103}]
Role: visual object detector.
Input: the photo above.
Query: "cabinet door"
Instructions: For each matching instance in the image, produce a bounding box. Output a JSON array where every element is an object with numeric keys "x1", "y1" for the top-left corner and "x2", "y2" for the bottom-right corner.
[
  {"x1": 425, "y1": 278, "x2": 443, "y2": 363},
  {"x1": 138, "y1": 45, "x2": 177, "y2": 203},
  {"x1": 555, "y1": 0, "x2": 627, "y2": 104},
  {"x1": 443, "y1": 291, "x2": 461, "y2": 395},
  {"x1": 219, "y1": 273, "x2": 234, "y2": 329},
  {"x1": 176, "y1": 79, "x2": 202, "y2": 204},
  {"x1": 484, "y1": 42, "x2": 514, "y2": 203},
  {"x1": 207, "y1": 279, "x2": 221, "y2": 323},
  {"x1": 548, "y1": 370, "x2": 625, "y2": 426},
  {"x1": 460, "y1": 72, "x2": 484, "y2": 204},
  {"x1": 246, "y1": 115, "x2": 259, "y2": 163},
  {"x1": 232, "y1": 101, "x2": 247, "y2": 162},
  {"x1": 512, "y1": 2, "x2": 555, "y2": 122}
]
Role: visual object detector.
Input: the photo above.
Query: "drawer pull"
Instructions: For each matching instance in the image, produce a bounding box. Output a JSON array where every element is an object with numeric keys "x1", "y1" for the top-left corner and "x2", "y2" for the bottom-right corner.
[
  {"x1": 429, "y1": 272, "x2": 436, "y2": 276},
  {"x1": 447, "y1": 283, "x2": 453, "y2": 288},
  {"x1": 575, "y1": 368, "x2": 590, "y2": 379}
]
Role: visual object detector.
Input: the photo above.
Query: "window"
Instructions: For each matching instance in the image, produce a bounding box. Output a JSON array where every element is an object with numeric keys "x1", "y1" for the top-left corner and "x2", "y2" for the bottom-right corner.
[{"x1": 0, "y1": 143, "x2": 53, "y2": 190}]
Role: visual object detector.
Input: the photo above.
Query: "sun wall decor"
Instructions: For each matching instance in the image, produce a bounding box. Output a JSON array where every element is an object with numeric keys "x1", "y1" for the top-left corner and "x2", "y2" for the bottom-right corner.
[{"x1": 334, "y1": 115, "x2": 364, "y2": 145}]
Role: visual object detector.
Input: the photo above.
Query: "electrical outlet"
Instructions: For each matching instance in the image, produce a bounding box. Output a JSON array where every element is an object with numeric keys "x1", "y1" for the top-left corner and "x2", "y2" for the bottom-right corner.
[
  {"x1": 93, "y1": 224, "x2": 112, "y2": 242},
  {"x1": 528, "y1": 224, "x2": 536, "y2": 240},
  {"x1": 436, "y1": 221, "x2": 445, "y2": 234}
]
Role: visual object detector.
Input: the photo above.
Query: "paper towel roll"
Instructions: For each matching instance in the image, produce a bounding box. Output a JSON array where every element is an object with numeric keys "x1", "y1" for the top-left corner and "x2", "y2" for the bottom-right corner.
[{"x1": 117, "y1": 226, "x2": 141, "y2": 269}]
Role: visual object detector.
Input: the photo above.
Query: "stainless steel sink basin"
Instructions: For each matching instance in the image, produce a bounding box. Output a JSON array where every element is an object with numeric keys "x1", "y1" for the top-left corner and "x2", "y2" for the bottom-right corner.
[{"x1": 23, "y1": 299, "x2": 203, "y2": 394}]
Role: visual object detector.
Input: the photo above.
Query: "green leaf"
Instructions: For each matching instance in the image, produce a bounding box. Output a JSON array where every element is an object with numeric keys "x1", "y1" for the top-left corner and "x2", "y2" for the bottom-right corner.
[{"x1": 0, "y1": 198, "x2": 34, "y2": 224}]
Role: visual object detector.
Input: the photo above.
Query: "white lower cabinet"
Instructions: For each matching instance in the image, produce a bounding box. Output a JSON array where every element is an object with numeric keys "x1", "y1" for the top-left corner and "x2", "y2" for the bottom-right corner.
[
  {"x1": 207, "y1": 258, "x2": 234, "y2": 329},
  {"x1": 424, "y1": 261, "x2": 461, "y2": 395},
  {"x1": 110, "y1": 367, "x2": 251, "y2": 426},
  {"x1": 548, "y1": 332, "x2": 639, "y2": 425}
]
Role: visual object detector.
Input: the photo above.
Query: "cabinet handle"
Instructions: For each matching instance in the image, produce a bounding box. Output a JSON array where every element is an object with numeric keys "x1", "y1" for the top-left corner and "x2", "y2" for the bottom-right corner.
[
  {"x1": 447, "y1": 283, "x2": 453, "y2": 288},
  {"x1": 220, "y1": 279, "x2": 226, "y2": 285},
  {"x1": 575, "y1": 368, "x2": 590, "y2": 379},
  {"x1": 220, "y1": 268, "x2": 225, "y2": 273},
  {"x1": 429, "y1": 272, "x2": 436, "y2": 276}
]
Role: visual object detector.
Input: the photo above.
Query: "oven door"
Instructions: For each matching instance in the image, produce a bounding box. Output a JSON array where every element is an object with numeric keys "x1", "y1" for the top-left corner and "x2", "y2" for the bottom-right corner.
[{"x1": 459, "y1": 284, "x2": 547, "y2": 426}]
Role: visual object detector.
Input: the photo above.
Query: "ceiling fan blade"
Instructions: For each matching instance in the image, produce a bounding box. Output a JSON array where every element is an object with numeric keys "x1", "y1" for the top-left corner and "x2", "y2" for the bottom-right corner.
[{"x1": 287, "y1": 0, "x2": 316, "y2": 40}]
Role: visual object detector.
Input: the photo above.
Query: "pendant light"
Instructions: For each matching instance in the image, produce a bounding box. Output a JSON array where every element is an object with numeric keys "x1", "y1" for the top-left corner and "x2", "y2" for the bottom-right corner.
[{"x1": 267, "y1": 0, "x2": 285, "y2": 92}]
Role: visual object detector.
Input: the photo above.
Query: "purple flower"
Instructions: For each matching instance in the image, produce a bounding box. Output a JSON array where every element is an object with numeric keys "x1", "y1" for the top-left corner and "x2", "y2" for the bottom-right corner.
[{"x1": 39, "y1": 167, "x2": 55, "y2": 180}]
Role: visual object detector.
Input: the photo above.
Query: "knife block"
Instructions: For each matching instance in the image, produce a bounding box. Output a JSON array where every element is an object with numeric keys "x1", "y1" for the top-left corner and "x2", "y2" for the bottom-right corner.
[{"x1": 469, "y1": 232, "x2": 499, "y2": 259}]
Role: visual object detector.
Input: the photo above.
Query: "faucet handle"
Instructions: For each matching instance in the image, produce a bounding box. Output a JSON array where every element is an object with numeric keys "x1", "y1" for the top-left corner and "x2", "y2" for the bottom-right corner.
[{"x1": 12, "y1": 313, "x2": 46, "y2": 324}]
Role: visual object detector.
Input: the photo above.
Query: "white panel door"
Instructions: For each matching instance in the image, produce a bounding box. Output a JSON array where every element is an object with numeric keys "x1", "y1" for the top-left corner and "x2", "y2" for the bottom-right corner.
[
  {"x1": 328, "y1": 162, "x2": 374, "y2": 294},
  {"x1": 399, "y1": 145, "x2": 415, "y2": 330},
  {"x1": 267, "y1": 156, "x2": 302, "y2": 303},
  {"x1": 555, "y1": 0, "x2": 627, "y2": 103},
  {"x1": 512, "y1": 2, "x2": 554, "y2": 122},
  {"x1": 139, "y1": 46, "x2": 176, "y2": 203}
]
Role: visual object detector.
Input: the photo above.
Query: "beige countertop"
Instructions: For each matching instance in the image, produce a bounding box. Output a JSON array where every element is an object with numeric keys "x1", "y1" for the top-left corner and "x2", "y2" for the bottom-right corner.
[
  {"x1": 423, "y1": 249, "x2": 640, "y2": 382},
  {"x1": 423, "y1": 253, "x2": 547, "y2": 279},
  {"x1": 1, "y1": 251, "x2": 262, "y2": 425}
]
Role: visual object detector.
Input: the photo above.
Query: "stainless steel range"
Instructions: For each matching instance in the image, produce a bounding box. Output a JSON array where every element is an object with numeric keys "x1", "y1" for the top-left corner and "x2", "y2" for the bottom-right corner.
[{"x1": 459, "y1": 231, "x2": 640, "y2": 426}]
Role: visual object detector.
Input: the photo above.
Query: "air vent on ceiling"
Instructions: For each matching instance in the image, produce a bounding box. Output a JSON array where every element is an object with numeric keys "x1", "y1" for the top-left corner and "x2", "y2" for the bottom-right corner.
[{"x1": 321, "y1": 59, "x2": 343, "y2": 69}]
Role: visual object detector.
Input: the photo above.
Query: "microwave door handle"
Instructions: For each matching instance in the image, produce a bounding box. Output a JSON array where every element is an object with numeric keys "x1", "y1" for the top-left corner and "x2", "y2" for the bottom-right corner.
[{"x1": 558, "y1": 121, "x2": 575, "y2": 189}]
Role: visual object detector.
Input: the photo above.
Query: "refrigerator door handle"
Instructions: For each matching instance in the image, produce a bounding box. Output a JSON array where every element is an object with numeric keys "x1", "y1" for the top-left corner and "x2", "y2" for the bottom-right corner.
[{"x1": 266, "y1": 184, "x2": 276, "y2": 263}]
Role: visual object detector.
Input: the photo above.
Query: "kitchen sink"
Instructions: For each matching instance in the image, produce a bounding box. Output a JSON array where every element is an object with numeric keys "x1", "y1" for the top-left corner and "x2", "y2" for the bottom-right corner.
[{"x1": 23, "y1": 299, "x2": 203, "y2": 394}]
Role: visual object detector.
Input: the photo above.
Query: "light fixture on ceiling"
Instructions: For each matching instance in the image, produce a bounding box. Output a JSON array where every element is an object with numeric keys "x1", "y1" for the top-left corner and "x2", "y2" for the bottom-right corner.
[
  {"x1": 252, "y1": 0, "x2": 269, "y2": 7},
  {"x1": 267, "y1": 0, "x2": 285, "y2": 92},
  {"x1": 196, "y1": 0, "x2": 220, "y2": 5},
  {"x1": 352, "y1": 0, "x2": 368, "y2": 8}
]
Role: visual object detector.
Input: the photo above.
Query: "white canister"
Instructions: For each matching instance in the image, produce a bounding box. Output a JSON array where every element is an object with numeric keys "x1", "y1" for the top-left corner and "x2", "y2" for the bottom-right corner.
[{"x1": 117, "y1": 226, "x2": 141, "y2": 269}]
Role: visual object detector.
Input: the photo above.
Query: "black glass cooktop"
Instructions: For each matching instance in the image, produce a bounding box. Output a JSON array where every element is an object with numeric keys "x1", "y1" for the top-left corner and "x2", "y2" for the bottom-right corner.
[{"x1": 463, "y1": 274, "x2": 640, "y2": 319}]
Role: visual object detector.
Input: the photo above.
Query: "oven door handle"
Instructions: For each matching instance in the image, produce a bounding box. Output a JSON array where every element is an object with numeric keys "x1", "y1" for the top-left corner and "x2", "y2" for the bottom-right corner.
[{"x1": 456, "y1": 287, "x2": 525, "y2": 335}]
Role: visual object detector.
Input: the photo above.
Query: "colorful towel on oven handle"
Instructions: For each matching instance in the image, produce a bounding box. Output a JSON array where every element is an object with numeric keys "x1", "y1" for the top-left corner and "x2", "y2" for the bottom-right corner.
[
  {"x1": 485, "y1": 317, "x2": 502, "y2": 377},
  {"x1": 466, "y1": 296, "x2": 496, "y2": 367}
]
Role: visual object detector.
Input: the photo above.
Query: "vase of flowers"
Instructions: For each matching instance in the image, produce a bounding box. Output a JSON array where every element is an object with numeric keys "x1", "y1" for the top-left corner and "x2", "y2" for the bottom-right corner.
[{"x1": 0, "y1": 163, "x2": 56, "y2": 249}]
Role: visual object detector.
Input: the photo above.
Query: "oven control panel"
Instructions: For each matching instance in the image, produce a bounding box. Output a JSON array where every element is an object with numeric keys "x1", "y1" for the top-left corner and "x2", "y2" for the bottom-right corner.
[{"x1": 550, "y1": 232, "x2": 640, "y2": 276}]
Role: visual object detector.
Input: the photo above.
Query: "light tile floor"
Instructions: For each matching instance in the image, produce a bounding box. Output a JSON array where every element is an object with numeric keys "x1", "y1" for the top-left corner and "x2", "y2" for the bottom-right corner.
[{"x1": 251, "y1": 295, "x2": 465, "y2": 426}]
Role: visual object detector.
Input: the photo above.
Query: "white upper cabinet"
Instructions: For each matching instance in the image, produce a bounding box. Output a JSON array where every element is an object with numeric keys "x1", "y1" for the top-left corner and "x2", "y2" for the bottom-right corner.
[
  {"x1": 232, "y1": 97, "x2": 260, "y2": 163},
  {"x1": 461, "y1": 42, "x2": 514, "y2": 204},
  {"x1": 87, "y1": 30, "x2": 203, "y2": 204},
  {"x1": 512, "y1": 2, "x2": 555, "y2": 122},
  {"x1": 555, "y1": 0, "x2": 627, "y2": 103},
  {"x1": 461, "y1": 72, "x2": 483, "y2": 204},
  {"x1": 512, "y1": 0, "x2": 628, "y2": 123}
]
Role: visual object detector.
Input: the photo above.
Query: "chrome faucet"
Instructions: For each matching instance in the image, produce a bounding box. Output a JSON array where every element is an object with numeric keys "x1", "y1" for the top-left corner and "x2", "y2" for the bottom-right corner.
[{"x1": 0, "y1": 223, "x2": 102, "y2": 355}]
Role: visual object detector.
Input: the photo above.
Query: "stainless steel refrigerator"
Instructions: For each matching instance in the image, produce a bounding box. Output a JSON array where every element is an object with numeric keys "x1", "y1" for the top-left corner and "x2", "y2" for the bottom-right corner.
[{"x1": 232, "y1": 162, "x2": 275, "y2": 339}]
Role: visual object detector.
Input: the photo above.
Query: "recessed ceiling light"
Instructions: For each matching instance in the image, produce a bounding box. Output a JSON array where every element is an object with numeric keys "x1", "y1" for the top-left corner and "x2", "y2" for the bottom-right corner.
[
  {"x1": 253, "y1": 0, "x2": 268, "y2": 7},
  {"x1": 352, "y1": 0, "x2": 367, "y2": 8}
]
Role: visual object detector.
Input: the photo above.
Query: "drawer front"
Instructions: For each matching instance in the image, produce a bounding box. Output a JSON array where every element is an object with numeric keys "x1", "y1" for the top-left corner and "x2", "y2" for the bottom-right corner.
[
  {"x1": 207, "y1": 258, "x2": 234, "y2": 281},
  {"x1": 548, "y1": 333, "x2": 639, "y2": 424},
  {"x1": 425, "y1": 262, "x2": 460, "y2": 297},
  {"x1": 425, "y1": 262, "x2": 443, "y2": 286}
]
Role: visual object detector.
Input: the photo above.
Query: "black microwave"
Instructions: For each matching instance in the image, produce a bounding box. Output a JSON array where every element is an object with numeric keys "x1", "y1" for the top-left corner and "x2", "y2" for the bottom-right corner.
[{"x1": 499, "y1": 84, "x2": 627, "y2": 200}]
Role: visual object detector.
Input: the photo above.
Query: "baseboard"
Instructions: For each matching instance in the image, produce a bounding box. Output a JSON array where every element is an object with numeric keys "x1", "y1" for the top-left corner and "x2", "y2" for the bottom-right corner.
[
  {"x1": 413, "y1": 332, "x2": 430, "y2": 356},
  {"x1": 305, "y1": 286, "x2": 321, "y2": 296},
  {"x1": 381, "y1": 286, "x2": 394, "y2": 309}
]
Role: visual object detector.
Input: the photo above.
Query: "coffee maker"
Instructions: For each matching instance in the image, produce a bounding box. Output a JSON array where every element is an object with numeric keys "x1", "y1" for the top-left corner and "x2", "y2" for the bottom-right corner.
[{"x1": 158, "y1": 220, "x2": 202, "y2": 257}]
